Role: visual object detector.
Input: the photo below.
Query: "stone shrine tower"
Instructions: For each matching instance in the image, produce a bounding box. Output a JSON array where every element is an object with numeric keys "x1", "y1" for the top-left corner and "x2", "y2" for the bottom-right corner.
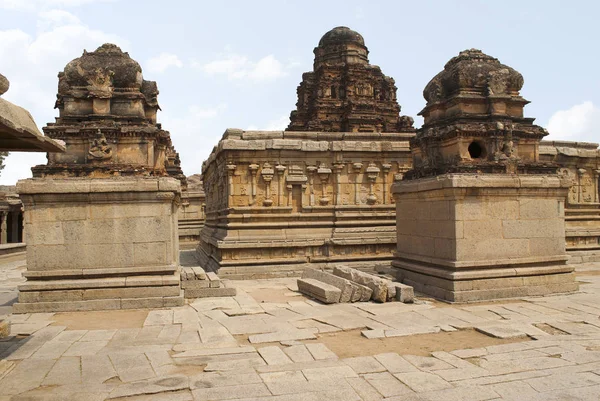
[
  {"x1": 288, "y1": 26, "x2": 414, "y2": 133},
  {"x1": 198, "y1": 27, "x2": 415, "y2": 278},
  {"x1": 15, "y1": 44, "x2": 183, "y2": 312},
  {"x1": 392, "y1": 49, "x2": 577, "y2": 302}
]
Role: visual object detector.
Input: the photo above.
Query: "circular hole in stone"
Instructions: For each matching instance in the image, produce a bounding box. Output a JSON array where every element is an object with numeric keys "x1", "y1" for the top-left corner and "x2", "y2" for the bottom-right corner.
[{"x1": 468, "y1": 142, "x2": 484, "y2": 159}]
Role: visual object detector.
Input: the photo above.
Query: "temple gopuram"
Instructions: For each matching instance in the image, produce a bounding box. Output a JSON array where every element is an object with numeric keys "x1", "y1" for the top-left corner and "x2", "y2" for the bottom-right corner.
[
  {"x1": 15, "y1": 44, "x2": 184, "y2": 312},
  {"x1": 197, "y1": 27, "x2": 416, "y2": 278}
]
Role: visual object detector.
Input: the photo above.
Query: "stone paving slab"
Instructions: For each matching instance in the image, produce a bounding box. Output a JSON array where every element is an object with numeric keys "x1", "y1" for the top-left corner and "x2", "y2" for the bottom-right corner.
[{"x1": 3, "y1": 256, "x2": 600, "y2": 400}]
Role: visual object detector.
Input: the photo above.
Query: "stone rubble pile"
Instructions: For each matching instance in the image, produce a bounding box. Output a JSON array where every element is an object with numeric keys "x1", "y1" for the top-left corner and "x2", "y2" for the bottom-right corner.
[
  {"x1": 297, "y1": 265, "x2": 414, "y2": 304},
  {"x1": 180, "y1": 266, "x2": 236, "y2": 299}
]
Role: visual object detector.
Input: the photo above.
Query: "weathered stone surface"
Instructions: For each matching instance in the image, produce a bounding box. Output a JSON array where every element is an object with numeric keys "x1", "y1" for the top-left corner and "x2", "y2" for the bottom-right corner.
[
  {"x1": 297, "y1": 278, "x2": 342, "y2": 304},
  {"x1": 333, "y1": 266, "x2": 387, "y2": 302}
]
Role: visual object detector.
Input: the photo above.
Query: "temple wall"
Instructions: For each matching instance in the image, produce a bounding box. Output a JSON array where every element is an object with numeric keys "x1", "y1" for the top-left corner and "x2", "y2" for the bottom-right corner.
[
  {"x1": 197, "y1": 129, "x2": 414, "y2": 278},
  {"x1": 540, "y1": 140, "x2": 600, "y2": 263}
]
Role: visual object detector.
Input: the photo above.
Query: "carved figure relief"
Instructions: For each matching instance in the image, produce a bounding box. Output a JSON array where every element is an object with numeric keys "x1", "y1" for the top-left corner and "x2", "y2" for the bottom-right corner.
[{"x1": 88, "y1": 130, "x2": 113, "y2": 160}]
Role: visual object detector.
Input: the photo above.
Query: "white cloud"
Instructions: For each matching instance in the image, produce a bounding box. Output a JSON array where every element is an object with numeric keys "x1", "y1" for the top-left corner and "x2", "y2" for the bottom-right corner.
[
  {"x1": 146, "y1": 52, "x2": 183, "y2": 74},
  {"x1": 37, "y1": 9, "x2": 81, "y2": 30},
  {"x1": 546, "y1": 101, "x2": 600, "y2": 143},
  {"x1": 0, "y1": 12, "x2": 126, "y2": 185},
  {"x1": 201, "y1": 53, "x2": 288, "y2": 82}
]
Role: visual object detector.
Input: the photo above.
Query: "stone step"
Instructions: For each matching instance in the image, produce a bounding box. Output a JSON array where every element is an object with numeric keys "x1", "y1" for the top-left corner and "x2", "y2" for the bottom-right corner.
[
  {"x1": 12, "y1": 293, "x2": 184, "y2": 313},
  {"x1": 18, "y1": 273, "x2": 180, "y2": 291},
  {"x1": 297, "y1": 278, "x2": 342, "y2": 304}
]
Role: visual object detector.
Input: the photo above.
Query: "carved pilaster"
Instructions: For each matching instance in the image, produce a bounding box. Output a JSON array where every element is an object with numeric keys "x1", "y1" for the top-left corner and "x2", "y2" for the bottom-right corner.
[
  {"x1": 226, "y1": 163, "x2": 236, "y2": 207},
  {"x1": 286, "y1": 184, "x2": 293, "y2": 207},
  {"x1": 577, "y1": 168, "x2": 586, "y2": 204},
  {"x1": 382, "y1": 163, "x2": 392, "y2": 205},
  {"x1": 366, "y1": 162, "x2": 380, "y2": 205},
  {"x1": 275, "y1": 164, "x2": 286, "y2": 206},
  {"x1": 248, "y1": 163, "x2": 259, "y2": 206},
  {"x1": 352, "y1": 162, "x2": 363, "y2": 205},
  {"x1": 306, "y1": 165, "x2": 317, "y2": 206},
  {"x1": 595, "y1": 169, "x2": 600, "y2": 203},
  {"x1": 333, "y1": 163, "x2": 344, "y2": 205},
  {"x1": 261, "y1": 163, "x2": 274, "y2": 206}
]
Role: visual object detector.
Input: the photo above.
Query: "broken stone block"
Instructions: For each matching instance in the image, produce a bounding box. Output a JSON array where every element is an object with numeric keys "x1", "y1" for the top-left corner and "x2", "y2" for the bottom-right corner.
[
  {"x1": 391, "y1": 282, "x2": 414, "y2": 303},
  {"x1": 206, "y1": 272, "x2": 221, "y2": 288},
  {"x1": 333, "y1": 266, "x2": 388, "y2": 303},
  {"x1": 297, "y1": 278, "x2": 341, "y2": 304},
  {"x1": 301, "y1": 269, "x2": 354, "y2": 302},
  {"x1": 191, "y1": 266, "x2": 207, "y2": 280}
]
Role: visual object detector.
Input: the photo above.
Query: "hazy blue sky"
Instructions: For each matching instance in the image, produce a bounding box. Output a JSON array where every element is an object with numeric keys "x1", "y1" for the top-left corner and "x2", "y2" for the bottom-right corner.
[{"x1": 1, "y1": 0, "x2": 599, "y2": 184}]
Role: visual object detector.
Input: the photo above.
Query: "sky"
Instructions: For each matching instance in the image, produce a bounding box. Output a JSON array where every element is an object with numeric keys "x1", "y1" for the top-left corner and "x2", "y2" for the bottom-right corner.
[{"x1": 1, "y1": 0, "x2": 599, "y2": 184}]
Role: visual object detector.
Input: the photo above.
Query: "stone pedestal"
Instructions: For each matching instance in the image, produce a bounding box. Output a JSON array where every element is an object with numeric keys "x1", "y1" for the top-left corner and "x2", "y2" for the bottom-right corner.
[
  {"x1": 14, "y1": 177, "x2": 183, "y2": 313},
  {"x1": 392, "y1": 174, "x2": 578, "y2": 302}
]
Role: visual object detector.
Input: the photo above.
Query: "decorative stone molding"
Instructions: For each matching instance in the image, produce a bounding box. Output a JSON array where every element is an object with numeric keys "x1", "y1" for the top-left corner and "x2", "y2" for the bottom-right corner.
[
  {"x1": 317, "y1": 164, "x2": 332, "y2": 205},
  {"x1": 365, "y1": 163, "x2": 380, "y2": 204}
]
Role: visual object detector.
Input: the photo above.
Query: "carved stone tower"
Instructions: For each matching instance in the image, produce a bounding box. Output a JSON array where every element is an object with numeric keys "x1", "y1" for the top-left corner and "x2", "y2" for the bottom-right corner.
[
  {"x1": 391, "y1": 49, "x2": 577, "y2": 302},
  {"x1": 15, "y1": 44, "x2": 183, "y2": 313},
  {"x1": 287, "y1": 26, "x2": 414, "y2": 133}
]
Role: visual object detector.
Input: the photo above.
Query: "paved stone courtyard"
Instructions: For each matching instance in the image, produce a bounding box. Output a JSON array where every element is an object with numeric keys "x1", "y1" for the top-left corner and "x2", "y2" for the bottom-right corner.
[{"x1": 1, "y1": 254, "x2": 600, "y2": 400}]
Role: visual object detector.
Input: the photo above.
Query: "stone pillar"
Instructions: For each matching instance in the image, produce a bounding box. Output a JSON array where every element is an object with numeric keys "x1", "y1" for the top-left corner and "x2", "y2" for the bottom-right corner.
[
  {"x1": 352, "y1": 162, "x2": 363, "y2": 205},
  {"x1": 275, "y1": 164, "x2": 286, "y2": 206},
  {"x1": 382, "y1": 163, "x2": 392, "y2": 204},
  {"x1": 10, "y1": 211, "x2": 19, "y2": 243},
  {"x1": 249, "y1": 163, "x2": 259, "y2": 206},
  {"x1": 0, "y1": 212, "x2": 6, "y2": 244}
]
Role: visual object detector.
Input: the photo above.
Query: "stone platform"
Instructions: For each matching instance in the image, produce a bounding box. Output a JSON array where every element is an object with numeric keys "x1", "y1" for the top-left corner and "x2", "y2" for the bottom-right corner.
[
  {"x1": 392, "y1": 174, "x2": 578, "y2": 302},
  {"x1": 13, "y1": 177, "x2": 184, "y2": 313}
]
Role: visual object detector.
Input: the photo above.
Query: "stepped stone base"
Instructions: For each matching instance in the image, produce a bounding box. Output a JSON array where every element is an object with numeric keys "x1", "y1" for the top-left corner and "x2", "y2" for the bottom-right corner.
[
  {"x1": 394, "y1": 259, "x2": 577, "y2": 303},
  {"x1": 14, "y1": 270, "x2": 184, "y2": 313}
]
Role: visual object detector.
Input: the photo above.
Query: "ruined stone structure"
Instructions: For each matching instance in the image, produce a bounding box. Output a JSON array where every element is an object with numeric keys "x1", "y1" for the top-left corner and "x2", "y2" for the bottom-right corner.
[
  {"x1": 392, "y1": 49, "x2": 577, "y2": 302},
  {"x1": 540, "y1": 141, "x2": 600, "y2": 263},
  {"x1": 179, "y1": 174, "x2": 206, "y2": 245},
  {"x1": 15, "y1": 44, "x2": 183, "y2": 312},
  {"x1": 197, "y1": 27, "x2": 415, "y2": 278}
]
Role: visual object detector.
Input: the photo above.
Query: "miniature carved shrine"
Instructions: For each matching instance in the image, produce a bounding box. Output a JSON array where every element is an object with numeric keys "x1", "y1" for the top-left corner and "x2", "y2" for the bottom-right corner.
[
  {"x1": 197, "y1": 27, "x2": 416, "y2": 278},
  {"x1": 392, "y1": 49, "x2": 578, "y2": 302},
  {"x1": 15, "y1": 44, "x2": 183, "y2": 312}
]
